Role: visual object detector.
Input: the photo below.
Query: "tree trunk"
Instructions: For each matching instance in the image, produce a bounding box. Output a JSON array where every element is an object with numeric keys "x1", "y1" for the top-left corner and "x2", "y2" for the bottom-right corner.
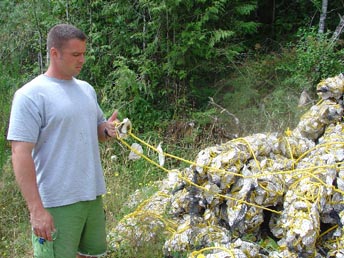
[
  {"x1": 318, "y1": 0, "x2": 328, "y2": 34},
  {"x1": 331, "y1": 14, "x2": 344, "y2": 43}
]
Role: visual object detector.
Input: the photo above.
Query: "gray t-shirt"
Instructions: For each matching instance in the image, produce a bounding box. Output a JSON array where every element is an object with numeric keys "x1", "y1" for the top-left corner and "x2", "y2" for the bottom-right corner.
[{"x1": 7, "y1": 74, "x2": 107, "y2": 208}]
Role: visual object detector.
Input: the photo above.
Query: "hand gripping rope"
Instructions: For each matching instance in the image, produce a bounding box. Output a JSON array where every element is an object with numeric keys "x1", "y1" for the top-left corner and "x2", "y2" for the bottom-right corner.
[{"x1": 114, "y1": 118, "x2": 132, "y2": 139}]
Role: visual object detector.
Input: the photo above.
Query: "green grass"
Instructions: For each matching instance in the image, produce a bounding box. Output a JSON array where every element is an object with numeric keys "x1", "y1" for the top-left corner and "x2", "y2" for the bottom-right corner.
[{"x1": 0, "y1": 158, "x2": 32, "y2": 257}]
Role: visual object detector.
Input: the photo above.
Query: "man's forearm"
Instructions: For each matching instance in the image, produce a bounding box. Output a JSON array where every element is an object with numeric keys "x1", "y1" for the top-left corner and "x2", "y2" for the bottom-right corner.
[{"x1": 11, "y1": 141, "x2": 55, "y2": 241}]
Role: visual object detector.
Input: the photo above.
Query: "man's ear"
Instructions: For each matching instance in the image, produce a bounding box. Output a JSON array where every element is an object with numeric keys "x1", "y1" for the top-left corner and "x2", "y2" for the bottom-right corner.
[{"x1": 50, "y1": 47, "x2": 58, "y2": 58}]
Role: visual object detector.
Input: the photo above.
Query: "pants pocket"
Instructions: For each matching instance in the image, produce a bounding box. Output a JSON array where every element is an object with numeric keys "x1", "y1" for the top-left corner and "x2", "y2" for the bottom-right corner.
[{"x1": 32, "y1": 233, "x2": 55, "y2": 258}]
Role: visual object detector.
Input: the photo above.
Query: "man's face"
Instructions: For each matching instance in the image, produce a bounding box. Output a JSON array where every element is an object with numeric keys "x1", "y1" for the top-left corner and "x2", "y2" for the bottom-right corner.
[{"x1": 53, "y1": 39, "x2": 86, "y2": 79}]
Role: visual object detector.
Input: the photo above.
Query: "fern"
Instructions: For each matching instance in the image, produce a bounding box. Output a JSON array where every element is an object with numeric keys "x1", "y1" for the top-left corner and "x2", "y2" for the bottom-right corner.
[
  {"x1": 235, "y1": 21, "x2": 259, "y2": 34},
  {"x1": 201, "y1": 0, "x2": 229, "y2": 24},
  {"x1": 209, "y1": 29, "x2": 235, "y2": 47},
  {"x1": 235, "y1": 3, "x2": 257, "y2": 15}
]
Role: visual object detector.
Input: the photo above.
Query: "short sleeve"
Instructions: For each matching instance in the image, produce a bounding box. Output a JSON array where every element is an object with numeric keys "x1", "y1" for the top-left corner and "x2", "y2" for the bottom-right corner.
[{"x1": 7, "y1": 92, "x2": 42, "y2": 143}]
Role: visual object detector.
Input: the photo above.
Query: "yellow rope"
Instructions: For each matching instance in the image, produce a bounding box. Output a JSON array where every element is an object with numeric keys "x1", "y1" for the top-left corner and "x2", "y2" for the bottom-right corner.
[
  {"x1": 115, "y1": 128, "x2": 344, "y2": 215},
  {"x1": 118, "y1": 131, "x2": 285, "y2": 214},
  {"x1": 319, "y1": 224, "x2": 338, "y2": 238},
  {"x1": 113, "y1": 122, "x2": 344, "y2": 254},
  {"x1": 189, "y1": 246, "x2": 235, "y2": 258}
]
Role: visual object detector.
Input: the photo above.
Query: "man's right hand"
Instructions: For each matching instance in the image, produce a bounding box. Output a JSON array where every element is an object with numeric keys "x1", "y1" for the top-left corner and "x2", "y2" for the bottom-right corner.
[{"x1": 30, "y1": 207, "x2": 55, "y2": 241}]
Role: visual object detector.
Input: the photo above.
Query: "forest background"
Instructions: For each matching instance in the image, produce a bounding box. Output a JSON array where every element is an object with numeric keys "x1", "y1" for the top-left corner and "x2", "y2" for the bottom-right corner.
[{"x1": 1, "y1": 0, "x2": 344, "y2": 257}]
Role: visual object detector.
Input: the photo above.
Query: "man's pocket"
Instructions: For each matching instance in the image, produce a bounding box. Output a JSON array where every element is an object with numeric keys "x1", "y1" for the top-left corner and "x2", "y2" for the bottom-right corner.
[{"x1": 32, "y1": 231, "x2": 57, "y2": 258}]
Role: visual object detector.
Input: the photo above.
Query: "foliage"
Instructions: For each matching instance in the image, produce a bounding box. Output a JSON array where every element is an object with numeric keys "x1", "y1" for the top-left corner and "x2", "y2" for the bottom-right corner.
[
  {"x1": 219, "y1": 50, "x2": 308, "y2": 134},
  {"x1": 3, "y1": 0, "x2": 343, "y2": 132},
  {"x1": 277, "y1": 28, "x2": 344, "y2": 93},
  {"x1": 83, "y1": 0, "x2": 261, "y2": 128},
  {"x1": 0, "y1": 66, "x2": 15, "y2": 169},
  {"x1": 216, "y1": 26, "x2": 344, "y2": 135}
]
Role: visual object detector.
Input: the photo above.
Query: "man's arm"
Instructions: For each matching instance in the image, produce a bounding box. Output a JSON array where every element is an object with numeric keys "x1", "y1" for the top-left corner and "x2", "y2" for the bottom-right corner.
[{"x1": 11, "y1": 141, "x2": 55, "y2": 241}]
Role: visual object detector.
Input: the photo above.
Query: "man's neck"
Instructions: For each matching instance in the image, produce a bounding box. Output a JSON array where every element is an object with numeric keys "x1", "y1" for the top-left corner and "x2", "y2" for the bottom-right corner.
[{"x1": 44, "y1": 68, "x2": 73, "y2": 80}]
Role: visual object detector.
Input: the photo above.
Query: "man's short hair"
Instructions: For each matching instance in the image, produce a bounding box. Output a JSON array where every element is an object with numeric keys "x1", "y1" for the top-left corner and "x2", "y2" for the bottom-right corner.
[{"x1": 47, "y1": 24, "x2": 87, "y2": 52}]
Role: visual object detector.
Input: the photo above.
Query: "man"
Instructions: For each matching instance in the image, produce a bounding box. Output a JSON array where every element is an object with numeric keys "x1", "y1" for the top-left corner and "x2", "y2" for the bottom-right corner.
[{"x1": 7, "y1": 24, "x2": 117, "y2": 257}]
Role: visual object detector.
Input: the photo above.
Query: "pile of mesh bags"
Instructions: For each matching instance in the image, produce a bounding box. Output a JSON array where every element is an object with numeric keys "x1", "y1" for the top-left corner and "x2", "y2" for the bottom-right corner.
[{"x1": 108, "y1": 74, "x2": 344, "y2": 257}]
